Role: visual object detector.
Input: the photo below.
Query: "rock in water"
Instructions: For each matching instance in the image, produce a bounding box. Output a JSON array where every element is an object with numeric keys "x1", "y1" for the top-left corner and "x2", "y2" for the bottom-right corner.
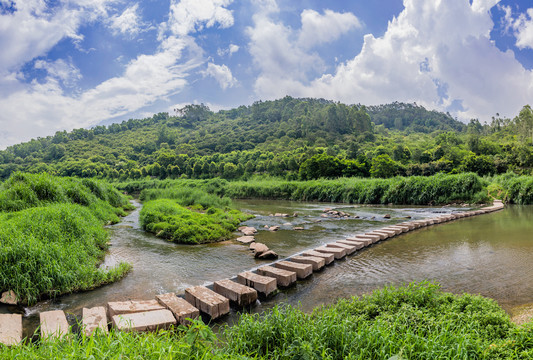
[
  {"x1": 236, "y1": 236, "x2": 255, "y2": 244},
  {"x1": 258, "y1": 250, "x2": 278, "y2": 259},
  {"x1": 383, "y1": 214, "x2": 391, "y2": 219}
]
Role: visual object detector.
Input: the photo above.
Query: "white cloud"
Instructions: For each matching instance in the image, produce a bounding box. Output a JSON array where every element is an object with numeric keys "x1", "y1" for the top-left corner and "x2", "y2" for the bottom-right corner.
[
  {"x1": 0, "y1": 36, "x2": 204, "y2": 148},
  {"x1": 202, "y1": 62, "x2": 237, "y2": 89},
  {"x1": 298, "y1": 9, "x2": 361, "y2": 49},
  {"x1": 504, "y1": 7, "x2": 533, "y2": 50},
  {"x1": 108, "y1": 3, "x2": 148, "y2": 37},
  {"x1": 217, "y1": 43, "x2": 239, "y2": 57},
  {"x1": 164, "y1": 0, "x2": 234, "y2": 37},
  {"x1": 248, "y1": 0, "x2": 533, "y2": 122},
  {"x1": 34, "y1": 58, "x2": 82, "y2": 88}
]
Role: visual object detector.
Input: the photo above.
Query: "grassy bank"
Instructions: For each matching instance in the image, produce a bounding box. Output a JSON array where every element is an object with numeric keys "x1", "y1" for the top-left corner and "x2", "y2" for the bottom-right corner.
[
  {"x1": 117, "y1": 173, "x2": 533, "y2": 205},
  {"x1": 139, "y1": 187, "x2": 253, "y2": 244},
  {"x1": 3, "y1": 282, "x2": 532, "y2": 359},
  {"x1": 0, "y1": 173, "x2": 133, "y2": 305}
]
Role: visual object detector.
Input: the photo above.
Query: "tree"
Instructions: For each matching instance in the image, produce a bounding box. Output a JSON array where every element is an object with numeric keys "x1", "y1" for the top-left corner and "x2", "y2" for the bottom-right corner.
[
  {"x1": 370, "y1": 154, "x2": 399, "y2": 178},
  {"x1": 515, "y1": 105, "x2": 533, "y2": 144}
]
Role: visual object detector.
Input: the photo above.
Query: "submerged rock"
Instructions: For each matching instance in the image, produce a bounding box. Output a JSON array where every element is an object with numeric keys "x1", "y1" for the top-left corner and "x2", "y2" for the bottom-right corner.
[
  {"x1": 383, "y1": 214, "x2": 391, "y2": 219},
  {"x1": 240, "y1": 226, "x2": 257, "y2": 236},
  {"x1": 258, "y1": 250, "x2": 278, "y2": 260},
  {"x1": 236, "y1": 236, "x2": 255, "y2": 244},
  {"x1": 269, "y1": 226, "x2": 280, "y2": 231}
]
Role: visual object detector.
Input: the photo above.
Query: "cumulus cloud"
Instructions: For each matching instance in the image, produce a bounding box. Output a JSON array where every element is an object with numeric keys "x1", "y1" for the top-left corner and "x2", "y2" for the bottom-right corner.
[
  {"x1": 108, "y1": 3, "x2": 150, "y2": 37},
  {"x1": 502, "y1": 6, "x2": 533, "y2": 50},
  {"x1": 298, "y1": 9, "x2": 361, "y2": 49},
  {"x1": 248, "y1": 0, "x2": 533, "y2": 121},
  {"x1": 202, "y1": 62, "x2": 237, "y2": 89},
  {"x1": 217, "y1": 43, "x2": 239, "y2": 57},
  {"x1": 164, "y1": 0, "x2": 234, "y2": 37}
]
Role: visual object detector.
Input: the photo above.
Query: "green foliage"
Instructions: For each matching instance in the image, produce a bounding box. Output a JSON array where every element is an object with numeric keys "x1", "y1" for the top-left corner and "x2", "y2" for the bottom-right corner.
[
  {"x1": 370, "y1": 154, "x2": 401, "y2": 178},
  {"x1": 0, "y1": 173, "x2": 132, "y2": 305},
  {"x1": 139, "y1": 186, "x2": 252, "y2": 244},
  {"x1": 491, "y1": 173, "x2": 533, "y2": 204}
]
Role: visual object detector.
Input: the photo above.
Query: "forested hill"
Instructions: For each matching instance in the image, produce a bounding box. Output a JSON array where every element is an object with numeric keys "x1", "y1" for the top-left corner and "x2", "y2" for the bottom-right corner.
[{"x1": 0, "y1": 96, "x2": 531, "y2": 181}]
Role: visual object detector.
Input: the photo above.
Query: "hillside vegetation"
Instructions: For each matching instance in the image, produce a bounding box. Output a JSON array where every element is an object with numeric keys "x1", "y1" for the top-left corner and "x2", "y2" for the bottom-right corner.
[{"x1": 1, "y1": 97, "x2": 531, "y2": 182}]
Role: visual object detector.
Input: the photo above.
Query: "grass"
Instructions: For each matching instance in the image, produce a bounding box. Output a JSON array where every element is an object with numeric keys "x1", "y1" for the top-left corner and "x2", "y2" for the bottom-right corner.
[
  {"x1": 139, "y1": 198, "x2": 253, "y2": 244},
  {"x1": 0, "y1": 173, "x2": 133, "y2": 305},
  {"x1": 2, "y1": 282, "x2": 533, "y2": 359}
]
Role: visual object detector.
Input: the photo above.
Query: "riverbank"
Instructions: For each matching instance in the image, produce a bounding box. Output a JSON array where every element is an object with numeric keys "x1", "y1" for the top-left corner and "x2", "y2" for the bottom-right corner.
[{"x1": 2, "y1": 282, "x2": 532, "y2": 359}]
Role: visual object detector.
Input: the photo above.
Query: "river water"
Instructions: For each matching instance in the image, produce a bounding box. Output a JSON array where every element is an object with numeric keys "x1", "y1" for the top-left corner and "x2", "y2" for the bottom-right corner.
[{"x1": 2, "y1": 200, "x2": 533, "y2": 336}]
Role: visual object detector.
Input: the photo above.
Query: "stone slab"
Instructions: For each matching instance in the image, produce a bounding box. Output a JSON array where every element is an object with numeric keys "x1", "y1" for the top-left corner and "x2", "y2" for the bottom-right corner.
[
  {"x1": 82, "y1": 307, "x2": 108, "y2": 336},
  {"x1": 346, "y1": 237, "x2": 373, "y2": 246},
  {"x1": 387, "y1": 225, "x2": 409, "y2": 233},
  {"x1": 373, "y1": 229, "x2": 396, "y2": 237},
  {"x1": 290, "y1": 255, "x2": 325, "y2": 271},
  {"x1": 237, "y1": 272, "x2": 277, "y2": 296},
  {"x1": 301, "y1": 250, "x2": 335, "y2": 265},
  {"x1": 257, "y1": 265, "x2": 297, "y2": 287},
  {"x1": 40, "y1": 310, "x2": 69, "y2": 341},
  {"x1": 354, "y1": 234, "x2": 381, "y2": 243},
  {"x1": 337, "y1": 239, "x2": 365, "y2": 249},
  {"x1": 214, "y1": 279, "x2": 257, "y2": 306},
  {"x1": 275, "y1": 261, "x2": 313, "y2": 279},
  {"x1": 236, "y1": 236, "x2": 255, "y2": 244},
  {"x1": 107, "y1": 299, "x2": 166, "y2": 318},
  {"x1": 315, "y1": 246, "x2": 346, "y2": 259},
  {"x1": 398, "y1": 222, "x2": 416, "y2": 230},
  {"x1": 156, "y1": 293, "x2": 199, "y2": 325},
  {"x1": 185, "y1": 286, "x2": 230, "y2": 319},
  {"x1": 112, "y1": 309, "x2": 176, "y2": 332},
  {"x1": 365, "y1": 231, "x2": 387, "y2": 240},
  {"x1": 326, "y1": 242, "x2": 357, "y2": 255},
  {"x1": 0, "y1": 314, "x2": 22, "y2": 346}
]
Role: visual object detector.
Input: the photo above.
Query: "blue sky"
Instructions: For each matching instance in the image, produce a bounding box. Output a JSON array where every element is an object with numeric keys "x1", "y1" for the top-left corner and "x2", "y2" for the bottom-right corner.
[{"x1": 0, "y1": 0, "x2": 533, "y2": 148}]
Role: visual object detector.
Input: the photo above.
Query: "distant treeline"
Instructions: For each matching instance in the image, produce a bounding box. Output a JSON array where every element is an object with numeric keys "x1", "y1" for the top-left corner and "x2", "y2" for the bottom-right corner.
[{"x1": 1, "y1": 97, "x2": 532, "y2": 182}]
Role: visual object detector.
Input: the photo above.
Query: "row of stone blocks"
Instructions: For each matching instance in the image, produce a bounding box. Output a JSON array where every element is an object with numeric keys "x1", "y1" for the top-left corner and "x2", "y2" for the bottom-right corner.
[{"x1": 0, "y1": 201, "x2": 504, "y2": 346}]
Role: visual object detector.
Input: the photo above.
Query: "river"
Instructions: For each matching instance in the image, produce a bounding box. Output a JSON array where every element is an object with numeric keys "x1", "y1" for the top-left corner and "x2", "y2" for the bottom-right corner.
[{"x1": 2, "y1": 200, "x2": 532, "y2": 337}]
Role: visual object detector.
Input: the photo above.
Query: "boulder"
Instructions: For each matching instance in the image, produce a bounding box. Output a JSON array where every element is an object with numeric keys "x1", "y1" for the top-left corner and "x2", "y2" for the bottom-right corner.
[
  {"x1": 250, "y1": 242, "x2": 269, "y2": 256},
  {"x1": 269, "y1": 226, "x2": 280, "y2": 231},
  {"x1": 240, "y1": 227, "x2": 257, "y2": 236},
  {"x1": 0, "y1": 290, "x2": 17, "y2": 305},
  {"x1": 383, "y1": 214, "x2": 391, "y2": 219},
  {"x1": 258, "y1": 250, "x2": 278, "y2": 259},
  {"x1": 236, "y1": 236, "x2": 255, "y2": 244}
]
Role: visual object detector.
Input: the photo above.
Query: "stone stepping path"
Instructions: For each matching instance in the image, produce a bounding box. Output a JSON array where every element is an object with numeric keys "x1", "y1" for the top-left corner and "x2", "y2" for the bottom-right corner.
[{"x1": 0, "y1": 200, "x2": 504, "y2": 345}]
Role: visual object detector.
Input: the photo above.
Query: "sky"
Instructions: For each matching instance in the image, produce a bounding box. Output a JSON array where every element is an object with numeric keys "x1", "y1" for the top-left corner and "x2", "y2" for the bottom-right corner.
[{"x1": 1, "y1": 0, "x2": 533, "y2": 149}]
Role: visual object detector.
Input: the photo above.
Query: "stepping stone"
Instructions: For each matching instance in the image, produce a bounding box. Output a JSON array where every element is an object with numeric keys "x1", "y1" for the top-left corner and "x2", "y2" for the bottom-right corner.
[
  {"x1": 0, "y1": 314, "x2": 22, "y2": 346},
  {"x1": 337, "y1": 239, "x2": 365, "y2": 249},
  {"x1": 326, "y1": 242, "x2": 357, "y2": 255},
  {"x1": 354, "y1": 234, "x2": 381, "y2": 243},
  {"x1": 315, "y1": 246, "x2": 346, "y2": 259},
  {"x1": 398, "y1": 222, "x2": 416, "y2": 230},
  {"x1": 237, "y1": 272, "x2": 277, "y2": 296},
  {"x1": 387, "y1": 225, "x2": 409, "y2": 233},
  {"x1": 82, "y1": 307, "x2": 108, "y2": 336},
  {"x1": 236, "y1": 236, "x2": 255, "y2": 244},
  {"x1": 156, "y1": 293, "x2": 199, "y2": 325},
  {"x1": 365, "y1": 231, "x2": 387, "y2": 240},
  {"x1": 373, "y1": 229, "x2": 396, "y2": 237},
  {"x1": 112, "y1": 309, "x2": 176, "y2": 332},
  {"x1": 301, "y1": 250, "x2": 335, "y2": 265},
  {"x1": 40, "y1": 310, "x2": 69, "y2": 341},
  {"x1": 257, "y1": 265, "x2": 297, "y2": 287},
  {"x1": 185, "y1": 286, "x2": 230, "y2": 319},
  {"x1": 275, "y1": 261, "x2": 313, "y2": 279},
  {"x1": 107, "y1": 300, "x2": 166, "y2": 318},
  {"x1": 290, "y1": 255, "x2": 325, "y2": 271},
  {"x1": 258, "y1": 250, "x2": 279, "y2": 259},
  {"x1": 214, "y1": 279, "x2": 258, "y2": 306},
  {"x1": 346, "y1": 237, "x2": 373, "y2": 246}
]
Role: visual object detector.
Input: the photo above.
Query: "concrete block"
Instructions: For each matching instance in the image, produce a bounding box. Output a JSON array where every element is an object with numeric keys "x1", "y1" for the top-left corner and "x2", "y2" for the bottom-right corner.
[
  {"x1": 354, "y1": 234, "x2": 381, "y2": 243},
  {"x1": 315, "y1": 246, "x2": 346, "y2": 259},
  {"x1": 156, "y1": 293, "x2": 199, "y2": 325},
  {"x1": 257, "y1": 265, "x2": 297, "y2": 287},
  {"x1": 112, "y1": 309, "x2": 176, "y2": 332},
  {"x1": 301, "y1": 250, "x2": 335, "y2": 265},
  {"x1": 185, "y1": 286, "x2": 230, "y2": 319},
  {"x1": 214, "y1": 279, "x2": 257, "y2": 306},
  {"x1": 40, "y1": 310, "x2": 69, "y2": 341},
  {"x1": 107, "y1": 299, "x2": 165, "y2": 318},
  {"x1": 326, "y1": 242, "x2": 357, "y2": 255},
  {"x1": 275, "y1": 261, "x2": 313, "y2": 279},
  {"x1": 0, "y1": 314, "x2": 22, "y2": 346},
  {"x1": 337, "y1": 239, "x2": 365, "y2": 249},
  {"x1": 290, "y1": 255, "x2": 325, "y2": 271},
  {"x1": 237, "y1": 272, "x2": 277, "y2": 296},
  {"x1": 346, "y1": 237, "x2": 373, "y2": 246},
  {"x1": 82, "y1": 307, "x2": 108, "y2": 336}
]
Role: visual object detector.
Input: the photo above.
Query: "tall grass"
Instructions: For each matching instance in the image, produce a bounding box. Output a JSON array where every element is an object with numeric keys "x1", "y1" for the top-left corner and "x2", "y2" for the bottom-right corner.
[
  {"x1": 3, "y1": 283, "x2": 533, "y2": 359},
  {"x1": 140, "y1": 187, "x2": 231, "y2": 209},
  {"x1": 0, "y1": 173, "x2": 133, "y2": 305},
  {"x1": 490, "y1": 173, "x2": 533, "y2": 204},
  {"x1": 224, "y1": 173, "x2": 488, "y2": 205}
]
